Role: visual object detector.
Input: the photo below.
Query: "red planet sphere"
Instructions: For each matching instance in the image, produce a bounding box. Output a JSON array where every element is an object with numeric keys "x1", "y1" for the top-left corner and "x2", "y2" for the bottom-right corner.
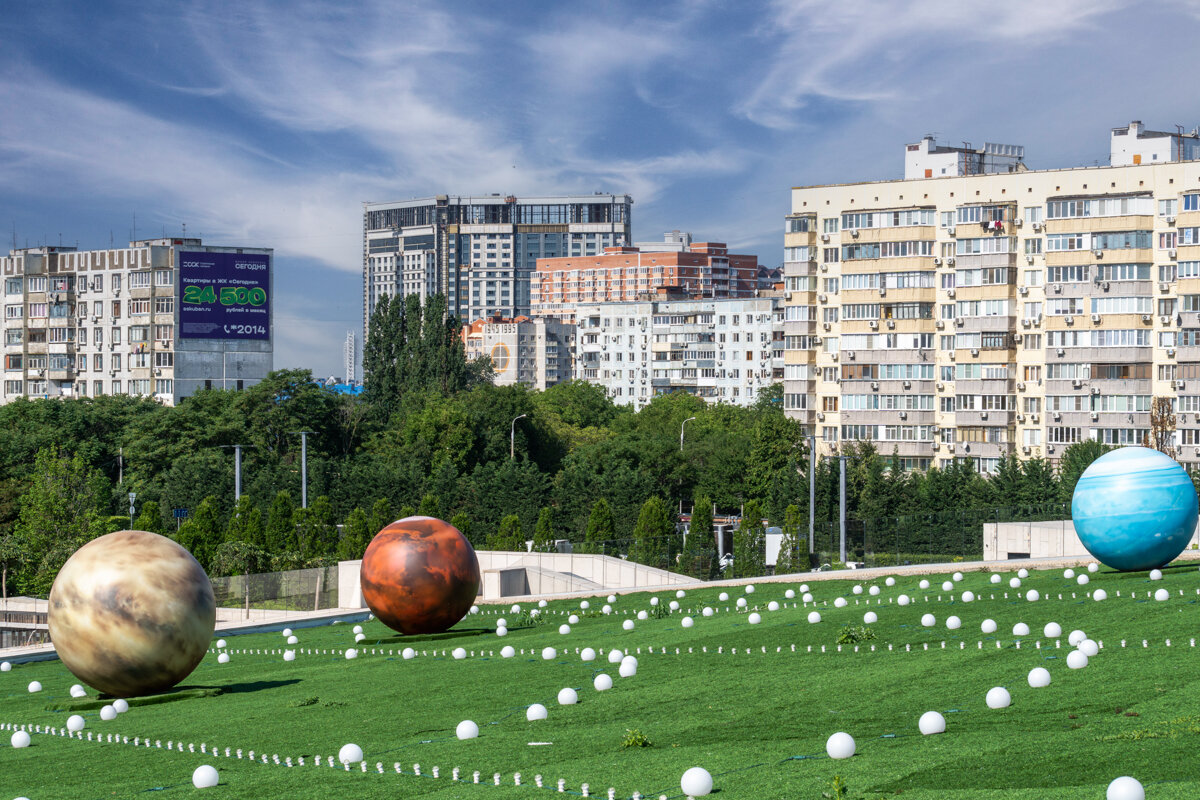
[{"x1": 360, "y1": 516, "x2": 480, "y2": 635}]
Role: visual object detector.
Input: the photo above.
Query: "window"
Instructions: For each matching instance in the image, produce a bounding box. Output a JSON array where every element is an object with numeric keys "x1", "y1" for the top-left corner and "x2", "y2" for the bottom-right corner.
[
  {"x1": 154, "y1": 270, "x2": 174, "y2": 286},
  {"x1": 155, "y1": 379, "x2": 173, "y2": 394},
  {"x1": 28, "y1": 303, "x2": 47, "y2": 318},
  {"x1": 129, "y1": 272, "x2": 152, "y2": 288},
  {"x1": 111, "y1": 301, "x2": 121, "y2": 318},
  {"x1": 1024, "y1": 238, "x2": 1042, "y2": 255},
  {"x1": 111, "y1": 327, "x2": 121, "y2": 345},
  {"x1": 4, "y1": 278, "x2": 21, "y2": 294},
  {"x1": 1160, "y1": 198, "x2": 1178, "y2": 217},
  {"x1": 154, "y1": 297, "x2": 174, "y2": 314},
  {"x1": 956, "y1": 237, "x2": 1015, "y2": 255},
  {"x1": 1184, "y1": 194, "x2": 1200, "y2": 212},
  {"x1": 4, "y1": 305, "x2": 22, "y2": 320},
  {"x1": 155, "y1": 325, "x2": 173, "y2": 342},
  {"x1": 129, "y1": 299, "x2": 150, "y2": 315},
  {"x1": 27, "y1": 277, "x2": 46, "y2": 293}
]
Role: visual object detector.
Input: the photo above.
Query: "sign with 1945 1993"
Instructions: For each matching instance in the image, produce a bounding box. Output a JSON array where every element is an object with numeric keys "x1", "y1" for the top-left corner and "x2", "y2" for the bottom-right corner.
[{"x1": 178, "y1": 251, "x2": 270, "y2": 340}]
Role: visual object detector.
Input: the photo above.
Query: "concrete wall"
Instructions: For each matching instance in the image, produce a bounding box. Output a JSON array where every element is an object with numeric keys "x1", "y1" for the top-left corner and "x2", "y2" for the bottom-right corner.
[{"x1": 983, "y1": 517, "x2": 1200, "y2": 560}]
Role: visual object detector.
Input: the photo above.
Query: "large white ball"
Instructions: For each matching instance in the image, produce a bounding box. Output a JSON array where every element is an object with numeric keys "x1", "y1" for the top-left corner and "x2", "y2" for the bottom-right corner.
[
  {"x1": 287, "y1": 635, "x2": 298, "y2": 645},
  {"x1": 748, "y1": 612, "x2": 762, "y2": 625},
  {"x1": 619, "y1": 660, "x2": 637, "y2": 678},
  {"x1": 67, "y1": 714, "x2": 85, "y2": 732},
  {"x1": 192, "y1": 764, "x2": 220, "y2": 789},
  {"x1": 869, "y1": 586, "x2": 881, "y2": 596},
  {"x1": 559, "y1": 624, "x2": 572, "y2": 635},
  {"x1": 745, "y1": 585, "x2": 755, "y2": 594},
  {"x1": 1077, "y1": 574, "x2": 1090, "y2": 585},
  {"x1": 27, "y1": 681, "x2": 41, "y2": 693},
  {"x1": 953, "y1": 572, "x2": 964, "y2": 582},
  {"x1": 767, "y1": 601, "x2": 780, "y2": 612},
  {"x1": 638, "y1": 609, "x2": 650, "y2": 619},
  {"x1": 680, "y1": 766, "x2": 713, "y2": 797},
  {"x1": 581, "y1": 600, "x2": 591, "y2": 609},
  {"x1": 281, "y1": 628, "x2": 292, "y2": 637},
  {"x1": 623, "y1": 619, "x2": 635, "y2": 631},
  {"x1": 919, "y1": 579, "x2": 931, "y2": 590},
  {"x1": 496, "y1": 627, "x2": 508, "y2": 637},
  {"x1": 456, "y1": 720, "x2": 479, "y2": 739},
  {"x1": 1107, "y1": 776, "x2": 1145, "y2": 800},
  {"x1": 946, "y1": 615, "x2": 961, "y2": 630},
  {"x1": 1149, "y1": 569, "x2": 1163, "y2": 581},
  {"x1": 718, "y1": 592, "x2": 729, "y2": 601},
  {"x1": 682, "y1": 616, "x2": 695, "y2": 628},
  {"x1": 1028, "y1": 667, "x2": 1052, "y2": 688},
  {"x1": 452, "y1": 647, "x2": 467, "y2": 660},
  {"x1": 100, "y1": 705, "x2": 117, "y2": 721},
  {"x1": 1013, "y1": 622, "x2": 1030, "y2": 637},
  {"x1": 501, "y1": 645, "x2": 515, "y2": 658},
  {"x1": 353, "y1": 633, "x2": 365, "y2": 643},
  {"x1": 11, "y1": 730, "x2": 31, "y2": 748},
  {"x1": 0, "y1": 661, "x2": 10, "y2": 671},
  {"x1": 676, "y1": 590, "x2": 686, "y2": 599},
  {"x1": 284, "y1": 649, "x2": 296, "y2": 662},
  {"x1": 602, "y1": 605, "x2": 612, "y2": 615},
  {"x1": 1094, "y1": 588, "x2": 1109, "y2": 601},
  {"x1": 541, "y1": 647, "x2": 557, "y2": 661},
  {"x1": 1080, "y1": 639, "x2": 1100, "y2": 657},
  {"x1": 941, "y1": 581, "x2": 954, "y2": 592},
  {"x1": 558, "y1": 687, "x2": 578, "y2": 705},
  {"x1": 1088, "y1": 562, "x2": 1099, "y2": 573},
  {"x1": 981, "y1": 619, "x2": 997, "y2": 634},
  {"x1": 1009, "y1": 577, "x2": 1022, "y2": 589},
  {"x1": 986, "y1": 687, "x2": 1011, "y2": 709},
  {"x1": 217, "y1": 653, "x2": 230, "y2": 664},
  {"x1": 1067, "y1": 650, "x2": 1089, "y2": 669},
  {"x1": 345, "y1": 648, "x2": 358, "y2": 660},
  {"x1": 216, "y1": 639, "x2": 227, "y2": 648},
  {"x1": 1018, "y1": 568, "x2": 1029, "y2": 578},
  {"x1": 668, "y1": 601, "x2": 679, "y2": 611},
  {"x1": 496, "y1": 618, "x2": 507, "y2": 628},
  {"x1": 1026, "y1": 589, "x2": 1041, "y2": 602},
  {"x1": 961, "y1": 591, "x2": 975, "y2": 603},
  {"x1": 581, "y1": 647, "x2": 596, "y2": 661},
  {"x1": 608, "y1": 649, "x2": 624, "y2": 664},
  {"x1": 402, "y1": 647, "x2": 416, "y2": 659},
  {"x1": 784, "y1": 589, "x2": 795, "y2": 599},
  {"x1": 802, "y1": 593, "x2": 814, "y2": 603},
  {"x1": 990, "y1": 574, "x2": 1002, "y2": 584},
  {"x1": 470, "y1": 605, "x2": 479, "y2": 614},
  {"x1": 834, "y1": 597, "x2": 848, "y2": 608},
  {"x1": 898, "y1": 594, "x2": 911, "y2": 606},
  {"x1": 885, "y1": 577, "x2": 896, "y2": 586},
  {"x1": 864, "y1": 611, "x2": 878, "y2": 624},
  {"x1": 852, "y1": 585, "x2": 863, "y2": 595},
  {"x1": 1063, "y1": 569, "x2": 1075, "y2": 579},
  {"x1": 511, "y1": 604, "x2": 522, "y2": 613},
  {"x1": 113, "y1": 698, "x2": 129, "y2": 714},
  {"x1": 1044, "y1": 622, "x2": 1062, "y2": 639},
  {"x1": 650, "y1": 597, "x2": 660, "y2": 607},
  {"x1": 608, "y1": 594, "x2": 617, "y2": 603},
  {"x1": 338, "y1": 743, "x2": 364, "y2": 764},
  {"x1": 918, "y1": 711, "x2": 946, "y2": 735},
  {"x1": 594, "y1": 674, "x2": 613, "y2": 691},
  {"x1": 735, "y1": 599, "x2": 747, "y2": 609},
  {"x1": 1068, "y1": 629, "x2": 1087, "y2": 646},
  {"x1": 921, "y1": 614, "x2": 936, "y2": 627},
  {"x1": 526, "y1": 703, "x2": 548, "y2": 721},
  {"x1": 807, "y1": 611, "x2": 822, "y2": 624},
  {"x1": 1155, "y1": 588, "x2": 1170, "y2": 602},
  {"x1": 702, "y1": 606, "x2": 714, "y2": 617},
  {"x1": 826, "y1": 731, "x2": 856, "y2": 759},
  {"x1": 540, "y1": 599, "x2": 549, "y2": 607}
]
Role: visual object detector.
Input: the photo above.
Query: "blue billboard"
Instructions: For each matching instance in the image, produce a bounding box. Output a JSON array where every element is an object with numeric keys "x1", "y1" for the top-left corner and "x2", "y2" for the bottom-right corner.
[{"x1": 178, "y1": 251, "x2": 270, "y2": 340}]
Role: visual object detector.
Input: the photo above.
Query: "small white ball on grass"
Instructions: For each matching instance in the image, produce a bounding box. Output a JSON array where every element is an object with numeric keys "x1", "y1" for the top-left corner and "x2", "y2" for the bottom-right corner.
[
  {"x1": 981, "y1": 619, "x2": 997, "y2": 634},
  {"x1": 287, "y1": 635, "x2": 298, "y2": 645},
  {"x1": 452, "y1": 647, "x2": 467, "y2": 660},
  {"x1": 338, "y1": 743, "x2": 363, "y2": 764},
  {"x1": 1080, "y1": 639, "x2": 1100, "y2": 657},
  {"x1": 1044, "y1": 622, "x2": 1062, "y2": 639},
  {"x1": 808, "y1": 611, "x2": 822, "y2": 624},
  {"x1": 953, "y1": 572, "x2": 964, "y2": 582},
  {"x1": 217, "y1": 653, "x2": 230, "y2": 664},
  {"x1": 541, "y1": 647, "x2": 556, "y2": 661},
  {"x1": 1013, "y1": 622, "x2": 1030, "y2": 636},
  {"x1": 669, "y1": 601, "x2": 679, "y2": 611},
  {"x1": 456, "y1": 720, "x2": 479, "y2": 740},
  {"x1": 113, "y1": 695, "x2": 129, "y2": 711},
  {"x1": 355, "y1": 633, "x2": 365, "y2": 643},
  {"x1": 608, "y1": 594, "x2": 617, "y2": 603},
  {"x1": 680, "y1": 766, "x2": 713, "y2": 797},
  {"x1": 623, "y1": 620, "x2": 635, "y2": 631},
  {"x1": 496, "y1": 618, "x2": 507, "y2": 628},
  {"x1": 619, "y1": 661, "x2": 637, "y2": 677},
  {"x1": 869, "y1": 586, "x2": 881, "y2": 596},
  {"x1": 919, "y1": 579, "x2": 930, "y2": 590},
  {"x1": 676, "y1": 590, "x2": 686, "y2": 598},
  {"x1": 99, "y1": 705, "x2": 117, "y2": 721},
  {"x1": 594, "y1": 674, "x2": 613, "y2": 691},
  {"x1": 864, "y1": 611, "x2": 878, "y2": 624},
  {"x1": 496, "y1": 627, "x2": 508, "y2": 637},
  {"x1": 1063, "y1": 569, "x2": 1075, "y2": 579},
  {"x1": 1018, "y1": 568, "x2": 1029, "y2": 578},
  {"x1": 284, "y1": 650, "x2": 296, "y2": 662},
  {"x1": 638, "y1": 610, "x2": 649, "y2": 620},
  {"x1": 941, "y1": 581, "x2": 953, "y2": 592},
  {"x1": 352, "y1": 625, "x2": 363, "y2": 634},
  {"x1": 1106, "y1": 776, "x2": 1145, "y2": 800},
  {"x1": 990, "y1": 574, "x2": 1002, "y2": 584},
  {"x1": 470, "y1": 605, "x2": 479, "y2": 614},
  {"x1": 825, "y1": 731, "x2": 855, "y2": 759},
  {"x1": 501, "y1": 646, "x2": 516, "y2": 658},
  {"x1": 1149, "y1": 569, "x2": 1163, "y2": 581},
  {"x1": 1069, "y1": 630, "x2": 1087, "y2": 646},
  {"x1": 1077, "y1": 574, "x2": 1090, "y2": 586},
  {"x1": 602, "y1": 604, "x2": 612, "y2": 614},
  {"x1": 1009, "y1": 577, "x2": 1022, "y2": 589},
  {"x1": 802, "y1": 593, "x2": 814, "y2": 603},
  {"x1": 608, "y1": 649, "x2": 624, "y2": 664},
  {"x1": 192, "y1": 765, "x2": 220, "y2": 789},
  {"x1": 834, "y1": 597, "x2": 848, "y2": 608},
  {"x1": 1088, "y1": 563, "x2": 1099, "y2": 573},
  {"x1": 800, "y1": 584, "x2": 810, "y2": 592},
  {"x1": 719, "y1": 591, "x2": 729, "y2": 601},
  {"x1": 745, "y1": 584, "x2": 755, "y2": 594},
  {"x1": 216, "y1": 639, "x2": 227, "y2": 649},
  {"x1": 540, "y1": 599, "x2": 549, "y2": 607},
  {"x1": 898, "y1": 594, "x2": 911, "y2": 606},
  {"x1": 682, "y1": 616, "x2": 694, "y2": 628},
  {"x1": 558, "y1": 687, "x2": 578, "y2": 705},
  {"x1": 67, "y1": 715, "x2": 85, "y2": 732},
  {"x1": 767, "y1": 601, "x2": 779, "y2": 611},
  {"x1": 1067, "y1": 650, "x2": 1089, "y2": 669},
  {"x1": 946, "y1": 615, "x2": 961, "y2": 630},
  {"x1": 1094, "y1": 589, "x2": 1109, "y2": 601},
  {"x1": 961, "y1": 591, "x2": 975, "y2": 603},
  {"x1": 986, "y1": 687, "x2": 1011, "y2": 709},
  {"x1": 1028, "y1": 667, "x2": 1051, "y2": 688},
  {"x1": 345, "y1": 648, "x2": 358, "y2": 660},
  {"x1": 581, "y1": 647, "x2": 596, "y2": 661},
  {"x1": 511, "y1": 604, "x2": 521, "y2": 613},
  {"x1": 748, "y1": 612, "x2": 762, "y2": 625},
  {"x1": 885, "y1": 577, "x2": 896, "y2": 586},
  {"x1": 526, "y1": 703, "x2": 548, "y2": 721},
  {"x1": 1155, "y1": 588, "x2": 1170, "y2": 602},
  {"x1": 11, "y1": 730, "x2": 31, "y2": 748},
  {"x1": 785, "y1": 589, "x2": 795, "y2": 599},
  {"x1": 402, "y1": 647, "x2": 416, "y2": 659},
  {"x1": 702, "y1": 607, "x2": 714, "y2": 617},
  {"x1": 918, "y1": 711, "x2": 945, "y2": 735},
  {"x1": 921, "y1": 614, "x2": 936, "y2": 627},
  {"x1": 580, "y1": 600, "x2": 590, "y2": 609},
  {"x1": 1026, "y1": 589, "x2": 1041, "y2": 602},
  {"x1": 852, "y1": 585, "x2": 863, "y2": 595},
  {"x1": 0, "y1": 661, "x2": 10, "y2": 671},
  {"x1": 559, "y1": 624, "x2": 571, "y2": 635},
  {"x1": 70, "y1": 684, "x2": 86, "y2": 698},
  {"x1": 736, "y1": 598, "x2": 747, "y2": 609}
]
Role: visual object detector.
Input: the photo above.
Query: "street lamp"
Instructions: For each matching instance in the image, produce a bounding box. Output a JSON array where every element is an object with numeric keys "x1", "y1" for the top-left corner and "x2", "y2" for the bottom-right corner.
[
  {"x1": 680, "y1": 416, "x2": 697, "y2": 451},
  {"x1": 510, "y1": 414, "x2": 527, "y2": 460}
]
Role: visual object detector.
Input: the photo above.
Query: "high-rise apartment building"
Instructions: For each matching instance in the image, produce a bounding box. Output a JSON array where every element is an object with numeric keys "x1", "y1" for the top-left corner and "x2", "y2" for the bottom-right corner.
[
  {"x1": 532, "y1": 237, "x2": 759, "y2": 324},
  {"x1": 361, "y1": 194, "x2": 632, "y2": 331},
  {"x1": 785, "y1": 121, "x2": 1200, "y2": 473},
  {"x1": 462, "y1": 315, "x2": 575, "y2": 390},
  {"x1": 1, "y1": 238, "x2": 273, "y2": 405}
]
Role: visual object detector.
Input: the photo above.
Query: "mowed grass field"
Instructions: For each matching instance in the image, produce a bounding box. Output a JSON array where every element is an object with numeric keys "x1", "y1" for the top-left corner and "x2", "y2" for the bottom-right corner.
[{"x1": 5, "y1": 563, "x2": 1200, "y2": 799}]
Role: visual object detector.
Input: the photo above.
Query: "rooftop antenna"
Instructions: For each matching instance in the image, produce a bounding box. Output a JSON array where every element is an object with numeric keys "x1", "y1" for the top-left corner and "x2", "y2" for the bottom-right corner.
[{"x1": 132, "y1": 212, "x2": 136, "y2": 241}]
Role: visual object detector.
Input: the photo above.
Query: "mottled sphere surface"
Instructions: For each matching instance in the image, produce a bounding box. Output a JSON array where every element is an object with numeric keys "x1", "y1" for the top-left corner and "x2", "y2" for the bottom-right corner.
[
  {"x1": 1072, "y1": 447, "x2": 1198, "y2": 571},
  {"x1": 48, "y1": 530, "x2": 215, "y2": 698},
  {"x1": 359, "y1": 516, "x2": 480, "y2": 635}
]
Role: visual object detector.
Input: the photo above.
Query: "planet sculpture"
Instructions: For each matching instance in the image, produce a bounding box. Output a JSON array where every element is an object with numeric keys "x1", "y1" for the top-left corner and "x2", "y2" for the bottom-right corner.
[
  {"x1": 359, "y1": 516, "x2": 480, "y2": 635},
  {"x1": 1071, "y1": 447, "x2": 1198, "y2": 571},
  {"x1": 48, "y1": 530, "x2": 215, "y2": 698}
]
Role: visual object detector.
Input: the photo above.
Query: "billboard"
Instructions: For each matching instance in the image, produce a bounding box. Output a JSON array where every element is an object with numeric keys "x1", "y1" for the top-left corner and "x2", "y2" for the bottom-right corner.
[{"x1": 178, "y1": 251, "x2": 270, "y2": 340}]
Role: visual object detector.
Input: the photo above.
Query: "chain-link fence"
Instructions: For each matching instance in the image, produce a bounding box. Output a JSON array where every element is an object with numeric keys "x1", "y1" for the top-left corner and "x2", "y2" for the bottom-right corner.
[{"x1": 209, "y1": 565, "x2": 339, "y2": 619}]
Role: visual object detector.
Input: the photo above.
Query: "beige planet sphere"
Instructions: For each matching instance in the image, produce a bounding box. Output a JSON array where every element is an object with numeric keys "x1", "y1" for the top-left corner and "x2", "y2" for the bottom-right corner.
[{"x1": 48, "y1": 530, "x2": 215, "y2": 698}]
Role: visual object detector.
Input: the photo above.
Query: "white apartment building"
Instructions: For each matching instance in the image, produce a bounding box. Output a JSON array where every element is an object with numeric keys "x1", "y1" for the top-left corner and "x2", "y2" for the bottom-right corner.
[
  {"x1": 463, "y1": 316, "x2": 575, "y2": 390},
  {"x1": 574, "y1": 297, "x2": 783, "y2": 408},
  {"x1": 1, "y1": 238, "x2": 273, "y2": 406},
  {"x1": 785, "y1": 121, "x2": 1200, "y2": 473}
]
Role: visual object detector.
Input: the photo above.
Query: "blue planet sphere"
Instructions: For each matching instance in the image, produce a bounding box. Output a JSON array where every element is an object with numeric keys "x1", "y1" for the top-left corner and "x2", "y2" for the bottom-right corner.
[{"x1": 1071, "y1": 446, "x2": 1198, "y2": 571}]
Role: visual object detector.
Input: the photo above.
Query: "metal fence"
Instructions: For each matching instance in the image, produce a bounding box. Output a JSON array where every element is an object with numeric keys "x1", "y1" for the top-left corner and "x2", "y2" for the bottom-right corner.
[{"x1": 209, "y1": 565, "x2": 339, "y2": 619}]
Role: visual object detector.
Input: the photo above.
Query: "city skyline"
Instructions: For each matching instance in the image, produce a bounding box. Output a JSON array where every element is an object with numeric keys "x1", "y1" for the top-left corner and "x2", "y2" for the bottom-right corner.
[{"x1": 2, "y1": 0, "x2": 1198, "y2": 376}]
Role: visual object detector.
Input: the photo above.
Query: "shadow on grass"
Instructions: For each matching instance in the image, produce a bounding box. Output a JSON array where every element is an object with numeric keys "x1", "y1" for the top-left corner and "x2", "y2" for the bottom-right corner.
[
  {"x1": 43, "y1": 680, "x2": 299, "y2": 712},
  {"x1": 376, "y1": 627, "x2": 512, "y2": 645}
]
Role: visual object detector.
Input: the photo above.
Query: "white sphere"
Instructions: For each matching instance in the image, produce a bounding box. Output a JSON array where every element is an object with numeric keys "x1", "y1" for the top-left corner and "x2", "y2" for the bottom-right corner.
[
  {"x1": 580, "y1": 600, "x2": 590, "y2": 609},
  {"x1": 1077, "y1": 574, "x2": 1090, "y2": 586},
  {"x1": 807, "y1": 611, "x2": 821, "y2": 624},
  {"x1": 802, "y1": 593, "x2": 814, "y2": 603},
  {"x1": 864, "y1": 611, "x2": 878, "y2": 624},
  {"x1": 217, "y1": 653, "x2": 230, "y2": 664},
  {"x1": 1067, "y1": 650, "x2": 1089, "y2": 669},
  {"x1": 470, "y1": 605, "x2": 479, "y2": 614},
  {"x1": 1063, "y1": 569, "x2": 1075, "y2": 579},
  {"x1": 1013, "y1": 622, "x2": 1030, "y2": 637},
  {"x1": 650, "y1": 597, "x2": 659, "y2": 606},
  {"x1": 608, "y1": 595, "x2": 617, "y2": 603},
  {"x1": 1028, "y1": 667, "x2": 1051, "y2": 688},
  {"x1": 1018, "y1": 568, "x2": 1029, "y2": 578},
  {"x1": 402, "y1": 647, "x2": 416, "y2": 659},
  {"x1": 852, "y1": 585, "x2": 863, "y2": 595},
  {"x1": 540, "y1": 600, "x2": 548, "y2": 607},
  {"x1": 921, "y1": 613, "x2": 936, "y2": 627},
  {"x1": 354, "y1": 633, "x2": 365, "y2": 643},
  {"x1": 559, "y1": 624, "x2": 572, "y2": 635},
  {"x1": 669, "y1": 601, "x2": 679, "y2": 611},
  {"x1": 898, "y1": 594, "x2": 911, "y2": 606},
  {"x1": 496, "y1": 627, "x2": 508, "y2": 637},
  {"x1": 748, "y1": 612, "x2": 762, "y2": 625},
  {"x1": 985, "y1": 687, "x2": 1011, "y2": 709},
  {"x1": 452, "y1": 647, "x2": 467, "y2": 660},
  {"x1": 287, "y1": 635, "x2": 298, "y2": 645},
  {"x1": 718, "y1": 592, "x2": 729, "y2": 601},
  {"x1": 800, "y1": 584, "x2": 809, "y2": 592},
  {"x1": 1044, "y1": 622, "x2": 1062, "y2": 639},
  {"x1": 284, "y1": 650, "x2": 296, "y2": 662},
  {"x1": 100, "y1": 705, "x2": 117, "y2": 721},
  {"x1": 702, "y1": 607, "x2": 714, "y2": 617},
  {"x1": 946, "y1": 615, "x2": 961, "y2": 630},
  {"x1": 0, "y1": 661, "x2": 10, "y2": 671},
  {"x1": 338, "y1": 743, "x2": 363, "y2": 764},
  {"x1": 919, "y1": 579, "x2": 931, "y2": 590},
  {"x1": 1107, "y1": 776, "x2": 1145, "y2": 800},
  {"x1": 869, "y1": 586, "x2": 881, "y2": 596},
  {"x1": 352, "y1": 625, "x2": 363, "y2": 634},
  {"x1": 941, "y1": 581, "x2": 954, "y2": 592},
  {"x1": 784, "y1": 589, "x2": 795, "y2": 599},
  {"x1": 602, "y1": 605, "x2": 612, "y2": 614},
  {"x1": 953, "y1": 572, "x2": 963, "y2": 582},
  {"x1": 736, "y1": 598, "x2": 747, "y2": 609},
  {"x1": 961, "y1": 591, "x2": 975, "y2": 603},
  {"x1": 885, "y1": 577, "x2": 896, "y2": 586},
  {"x1": 1155, "y1": 588, "x2": 1170, "y2": 602},
  {"x1": 1150, "y1": 569, "x2": 1163, "y2": 581},
  {"x1": 1009, "y1": 577, "x2": 1022, "y2": 589},
  {"x1": 281, "y1": 628, "x2": 292, "y2": 637},
  {"x1": 675, "y1": 589, "x2": 686, "y2": 599},
  {"x1": 345, "y1": 648, "x2": 358, "y2": 660},
  {"x1": 216, "y1": 639, "x2": 227, "y2": 648},
  {"x1": 1080, "y1": 638, "x2": 1100, "y2": 657},
  {"x1": 981, "y1": 619, "x2": 998, "y2": 634},
  {"x1": 27, "y1": 680, "x2": 41, "y2": 693},
  {"x1": 501, "y1": 645, "x2": 516, "y2": 658},
  {"x1": 11, "y1": 730, "x2": 31, "y2": 748},
  {"x1": 541, "y1": 647, "x2": 557, "y2": 661},
  {"x1": 682, "y1": 616, "x2": 695, "y2": 628},
  {"x1": 456, "y1": 720, "x2": 479, "y2": 740},
  {"x1": 1088, "y1": 562, "x2": 1099, "y2": 573},
  {"x1": 580, "y1": 647, "x2": 596, "y2": 661},
  {"x1": 192, "y1": 764, "x2": 220, "y2": 789},
  {"x1": 1026, "y1": 589, "x2": 1041, "y2": 602},
  {"x1": 745, "y1": 584, "x2": 755, "y2": 594},
  {"x1": 623, "y1": 619, "x2": 635, "y2": 631},
  {"x1": 496, "y1": 618, "x2": 507, "y2": 628},
  {"x1": 680, "y1": 766, "x2": 714, "y2": 797},
  {"x1": 619, "y1": 660, "x2": 637, "y2": 677},
  {"x1": 622, "y1": 655, "x2": 639, "y2": 669},
  {"x1": 594, "y1": 673, "x2": 613, "y2": 691},
  {"x1": 558, "y1": 687, "x2": 578, "y2": 705},
  {"x1": 67, "y1": 714, "x2": 85, "y2": 732},
  {"x1": 825, "y1": 731, "x2": 856, "y2": 759},
  {"x1": 526, "y1": 703, "x2": 548, "y2": 721},
  {"x1": 608, "y1": 649, "x2": 624, "y2": 664},
  {"x1": 511, "y1": 604, "x2": 521, "y2": 613},
  {"x1": 834, "y1": 597, "x2": 848, "y2": 608},
  {"x1": 990, "y1": 574, "x2": 1002, "y2": 584},
  {"x1": 767, "y1": 601, "x2": 780, "y2": 611},
  {"x1": 1094, "y1": 588, "x2": 1109, "y2": 601},
  {"x1": 1068, "y1": 629, "x2": 1087, "y2": 646},
  {"x1": 918, "y1": 711, "x2": 946, "y2": 735},
  {"x1": 638, "y1": 610, "x2": 650, "y2": 619},
  {"x1": 70, "y1": 684, "x2": 86, "y2": 698}
]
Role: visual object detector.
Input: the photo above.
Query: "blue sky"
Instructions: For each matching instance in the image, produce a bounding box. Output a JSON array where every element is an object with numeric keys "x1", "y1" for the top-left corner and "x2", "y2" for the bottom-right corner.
[{"x1": 2, "y1": 0, "x2": 1198, "y2": 377}]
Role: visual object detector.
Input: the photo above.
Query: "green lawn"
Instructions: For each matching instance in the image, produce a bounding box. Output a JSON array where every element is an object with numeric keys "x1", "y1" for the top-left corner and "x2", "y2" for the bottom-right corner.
[{"x1": 4, "y1": 563, "x2": 1200, "y2": 799}]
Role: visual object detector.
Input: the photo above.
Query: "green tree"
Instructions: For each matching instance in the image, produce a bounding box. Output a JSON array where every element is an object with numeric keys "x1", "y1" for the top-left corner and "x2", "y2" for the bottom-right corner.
[
  {"x1": 488, "y1": 513, "x2": 524, "y2": 551},
  {"x1": 417, "y1": 492, "x2": 442, "y2": 518},
  {"x1": 264, "y1": 490, "x2": 298, "y2": 553},
  {"x1": 731, "y1": 499, "x2": 766, "y2": 578},
  {"x1": 368, "y1": 498, "x2": 394, "y2": 538},
  {"x1": 449, "y1": 511, "x2": 473, "y2": 545},
  {"x1": 337, "y1": 507, "x2": 371, "y2": 561},
  {"x1": 584, "y1": 497, "x2": 617, "y2": 554},
  {"x1": 296, "y1": 495, "x2": 338, "y2": 560},
  {"x1": 532, "y1": 506, "x2": 556, "y2": 552},
  {"x1": 1058, "y1": 440, "x2": 1113, "y2": 502},
  {"x1": 628, "y1": 496, "x2": 673, "y2": 570},
  {"x1": 175, "y1": 495, "x2": 222, "y2": 571},
  {"x1": 225, "y1": 495, "x2": 264, "y2": 548},
  {"x1": 776, "y1": 503, "x2": 804, "y2": 574},
  {"x1": 680, "y1": 493, "x2": 716, "y2": 579},
  {"x1": 133, "y1": 499, "x2": 163, "y2": 534}
]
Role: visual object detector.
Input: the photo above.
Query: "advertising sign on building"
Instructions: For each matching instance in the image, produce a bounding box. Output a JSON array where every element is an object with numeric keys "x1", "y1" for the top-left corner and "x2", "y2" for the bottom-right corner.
[{"x1": 178, "y1": 251, "x2": 270, "y2": 340}]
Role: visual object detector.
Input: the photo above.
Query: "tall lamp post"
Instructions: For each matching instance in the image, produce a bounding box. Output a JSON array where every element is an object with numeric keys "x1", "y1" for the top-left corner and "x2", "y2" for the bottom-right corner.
[
  {"x1": 680, "y1": 416, "x2": 697, "y2": 451},
  {"x1": 510, "y1": 414, "x2": 527, "y2": 460}
]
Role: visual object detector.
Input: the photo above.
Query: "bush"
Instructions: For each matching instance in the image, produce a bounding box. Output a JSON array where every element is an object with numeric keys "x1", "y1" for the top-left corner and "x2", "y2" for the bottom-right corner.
[
  {"x1": 620, "y1": 728, "x2": 652, "y2": 748},
  {"x1": 836, "y1": 624, "x2": 876, "y2": 645}
]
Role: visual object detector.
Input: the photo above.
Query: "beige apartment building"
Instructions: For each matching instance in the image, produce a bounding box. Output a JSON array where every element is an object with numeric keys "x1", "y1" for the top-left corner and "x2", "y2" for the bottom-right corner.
[{"x1": 785, "y1": 121, "x2": 1200, "y2": 473}]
